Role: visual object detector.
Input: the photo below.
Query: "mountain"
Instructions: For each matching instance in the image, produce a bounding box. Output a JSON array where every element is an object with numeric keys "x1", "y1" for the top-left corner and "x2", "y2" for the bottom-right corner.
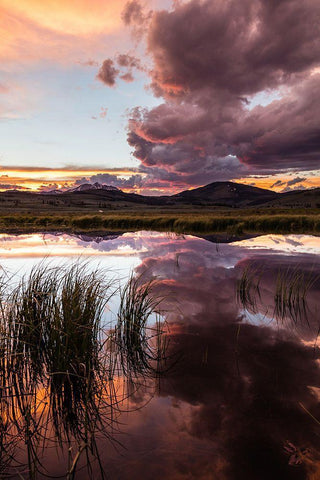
[
  {"x1": 61, "y1": 180, "x2": 280, "y2": 207},
  {"x1": 42, "y1": 181, "x2": 320, "y2": 207},
  {"x1": 41, "y1": 189, "x2": 63, "y2": 195},
  {"x1": 170, "y1": 181, "x2": 279, "y2": 206},
  {"x1": 262, "y1": 187, "x2": 320, "y2": 208},
  {"x1": 60, "y1": 182, "x2": 150, "y2": 205},
  {"x1": 1, "y1": 181, "x2": 318, "y2": 210},
  {"x1": 68, "y1": 182, "x2": 120, "y2": 193}
]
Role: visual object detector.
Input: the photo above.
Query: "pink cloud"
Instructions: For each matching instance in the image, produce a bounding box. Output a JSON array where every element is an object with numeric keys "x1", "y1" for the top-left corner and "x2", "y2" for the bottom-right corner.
[{"x1": 125, "y1": 0, "x2": 320, "y2": 187}]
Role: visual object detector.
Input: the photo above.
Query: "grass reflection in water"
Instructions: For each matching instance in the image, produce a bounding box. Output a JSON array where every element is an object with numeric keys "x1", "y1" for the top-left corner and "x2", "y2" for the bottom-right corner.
[
  {"x1": 0, "y1": 263, "x2": 168, "y2": 479},
  {"x1": 237, "y1": 264, "x2": 319, "y2": 324}
]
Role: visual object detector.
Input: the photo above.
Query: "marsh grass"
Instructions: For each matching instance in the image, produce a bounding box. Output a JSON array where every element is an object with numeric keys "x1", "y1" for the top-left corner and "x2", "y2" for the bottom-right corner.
[
  {"x1": 0, "y1": 211, "x2": 319, "y2": 234},
  {"x1": 236, "y1": 265, "x2": 262, "y2": 313},
  {"x1": 237, "y1": 264, "x2": 318, "y2": 325},
  {"x1": 274, "y1": 267, "x2": 319, "y2": 324},
  {"x1": 116, "y1": 274, "x2": 169, "y2": 378},
  {"x1": 0, "y1": 263, "x2": 168, "y2": 479}
]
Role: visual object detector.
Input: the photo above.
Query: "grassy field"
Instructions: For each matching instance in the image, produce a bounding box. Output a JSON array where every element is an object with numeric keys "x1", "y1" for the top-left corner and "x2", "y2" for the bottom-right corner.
[
  {"x1": 0, "y1": 188, "x2": 318, "y2": 235},
  {"x1": 0, "y1": 210, "x2": 319, "y2": 235}
]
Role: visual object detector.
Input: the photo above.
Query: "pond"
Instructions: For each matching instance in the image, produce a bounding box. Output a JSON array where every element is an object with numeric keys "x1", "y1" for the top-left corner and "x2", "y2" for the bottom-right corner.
[{"x1": 0, "y1": 231, "x2": 320, "y2": 480}]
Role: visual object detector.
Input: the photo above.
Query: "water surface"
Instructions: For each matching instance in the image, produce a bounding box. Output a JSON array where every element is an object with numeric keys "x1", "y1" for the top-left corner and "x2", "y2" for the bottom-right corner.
[{"x1": 1, "y1": 231, "x2": 320, "y2": 480}]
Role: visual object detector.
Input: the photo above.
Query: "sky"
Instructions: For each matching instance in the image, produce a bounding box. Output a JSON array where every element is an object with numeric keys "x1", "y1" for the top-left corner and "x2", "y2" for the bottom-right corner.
[{"x1": 0, "y1": 0, "x2": 319, "y2": 194}]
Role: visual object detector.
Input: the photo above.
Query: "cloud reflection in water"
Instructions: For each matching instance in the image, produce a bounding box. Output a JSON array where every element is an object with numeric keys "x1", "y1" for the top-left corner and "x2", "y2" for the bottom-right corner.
[{"x1": 0, "y1": 231, "x2": 319, "y2": 479}]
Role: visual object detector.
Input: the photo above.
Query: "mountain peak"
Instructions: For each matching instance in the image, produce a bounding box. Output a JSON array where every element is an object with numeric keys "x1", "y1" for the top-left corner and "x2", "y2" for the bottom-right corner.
[
  {"x1": 68, "y1": 182, "x2": 120, "y2": 193},
  {"x1": 172, "y1": 181, "x2": 278, "y2": 206}
]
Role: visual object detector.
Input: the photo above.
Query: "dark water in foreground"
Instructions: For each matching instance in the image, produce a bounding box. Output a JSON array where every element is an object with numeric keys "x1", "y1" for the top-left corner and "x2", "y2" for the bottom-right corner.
[{"x1": 0, "y1": 232, "x2": 320, "y2": 480}]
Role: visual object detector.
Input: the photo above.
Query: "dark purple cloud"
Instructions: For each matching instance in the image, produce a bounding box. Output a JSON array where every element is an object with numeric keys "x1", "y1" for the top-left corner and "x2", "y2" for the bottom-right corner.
[
  {"x1": 96, "y1": 59, "x2": 119, "y2": 87},
  {"x1": 117, "y1": 53, "x2": 144, "y2": 82},
  {"x1": 117, "y1": 53, "x2": 142, "y2": 70},
  {"x1": 286, "y1": 177, "x2": 307, "y2": 187},
  {"x1": 233, "y1": 76, "x2": 320, "y2": 169},
  {"x1": 271, "y1": 180, "x2": 285, "y2": 188},
  {"x1": 121, "y1": 0, "x2": 145, "y2": 26},
  {"x1": 127, "y1": 100, "x2": 249, "y2": 187},
  {"x1": 39, "y1": 183, "x2": 69, "y2": 192},
  {"x1": 121, "y1": 0, "x2": 152, "y2": 41},
  {"x1": 120, "y1": 72, "x2": 134, "y2": 83},
  {"x1": 97, "y1": 54, "x2": 144, "y2": 87},
  {"x1": 148, "y1": 0, "x2": 320, "y2": 98},
  {"x1": 89, "y1": 172, "x2": 143, "y2": 189},
  {"x1": 280, "y1": 176, "x2": 308, "y2": 192},
  {"x1": 0, "y1": 184, "x2": 26, "y2": 190},
  {"x1": 125, "y1": 0, "x2": 320, "y2": 187},
  {"x1": 75, "y1": 172, "x2": 143, "y2": 190}
]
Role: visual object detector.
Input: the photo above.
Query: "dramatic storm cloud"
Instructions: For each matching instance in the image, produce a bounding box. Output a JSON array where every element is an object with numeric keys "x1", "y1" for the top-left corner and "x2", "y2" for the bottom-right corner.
[{"x1": 126, "y1": 0, "x2": 320, "y2": 188}]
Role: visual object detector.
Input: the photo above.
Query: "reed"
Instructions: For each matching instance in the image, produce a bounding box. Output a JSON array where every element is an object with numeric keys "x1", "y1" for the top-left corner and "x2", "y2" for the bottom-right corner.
[
  {"x1": 236, "y1": 264, "x2": 318, "y2": 324},
  {"x1": 0, "y1": 263, "x2": 168, "y2": 479},
  {"x1": 274, "y1": 267, "x2": 319, "y2": 323},
  {"x1": 236, "y1": 265, "x2": 262, "y2": 313},
  {"x1": 116, "y1": 273, "x2": 168, "y2": 377}
]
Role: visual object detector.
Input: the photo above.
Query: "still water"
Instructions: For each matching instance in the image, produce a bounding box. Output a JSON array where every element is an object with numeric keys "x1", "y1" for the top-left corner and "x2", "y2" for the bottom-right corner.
[{"x1": 0, "y1": 231, "x2": 320, "y2": 480}]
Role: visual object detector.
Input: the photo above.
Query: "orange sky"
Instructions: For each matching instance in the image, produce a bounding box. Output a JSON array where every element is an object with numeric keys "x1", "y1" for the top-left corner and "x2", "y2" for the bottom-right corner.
[
  {"x1": 0, "y1": 167, "x2": 140, "y2": 191},
  {"x1": 0, "y1": 0, "x2": 129, "y2": 63},
  {"x1": 236, "y1": 175, "x2": 320, "y2": 193},
  {"x1": 1, "y1": 0, "x2": 125, "y2": 35}
]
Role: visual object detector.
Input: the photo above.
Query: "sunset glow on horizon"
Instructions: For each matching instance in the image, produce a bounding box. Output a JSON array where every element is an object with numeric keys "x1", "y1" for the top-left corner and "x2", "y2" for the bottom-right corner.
[{"x1": 0, "y1": 167, "x2": 143, "y2": 191}]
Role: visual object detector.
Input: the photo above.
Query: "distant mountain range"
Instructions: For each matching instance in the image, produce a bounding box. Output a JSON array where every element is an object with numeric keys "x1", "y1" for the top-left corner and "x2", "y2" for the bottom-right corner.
[
  {"x1": 3, "y1": 181, "x2": 320, "y2": 208},
  {"x1": 42, "y1": 182, "x2": 120, "y2": 195},
  {"x1": 69, "y1": 182, "x2": 120, "y2": 193}
]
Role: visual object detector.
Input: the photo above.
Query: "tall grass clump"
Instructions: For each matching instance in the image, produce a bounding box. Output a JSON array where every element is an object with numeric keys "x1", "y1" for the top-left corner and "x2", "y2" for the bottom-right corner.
[
  {"x1": 236, "y1": 265, "x2": 262, "y2": 313},
  {"x1": 0, "y1": 263, "x2": 114, "y2": 477},
  {"x1": 236, "y1": 263, "x2": 318, "y2": 325},
  {"x1": 0, "y1": 263, "x2": 168, "y2": 479},
  {"x1": 116, "y1": 273, "x2": 169, "y2": 377}
]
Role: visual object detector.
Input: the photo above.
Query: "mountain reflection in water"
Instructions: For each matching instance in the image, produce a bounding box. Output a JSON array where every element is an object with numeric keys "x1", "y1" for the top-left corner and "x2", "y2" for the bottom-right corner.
[{"x1": 0, "y1": 232, "x2": 319, "y2": 480}]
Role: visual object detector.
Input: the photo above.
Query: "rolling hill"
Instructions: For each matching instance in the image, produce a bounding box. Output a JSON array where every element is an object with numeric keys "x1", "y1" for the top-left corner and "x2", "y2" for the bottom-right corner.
[
  {"x1": 0, "y1": 181, "x2": 318, "y2": 212},
  {"x1": 169, "y1": 181, "x2": 279, "y2": 206},
  {"x1": 57, "y1": 181, "x2": 320, "y2": 208}
]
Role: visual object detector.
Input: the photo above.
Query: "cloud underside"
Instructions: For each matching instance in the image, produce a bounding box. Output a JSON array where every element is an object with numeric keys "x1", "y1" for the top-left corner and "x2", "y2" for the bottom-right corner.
[{"x1": 125, "y1": 0, "x2": 320, "y2": 189}]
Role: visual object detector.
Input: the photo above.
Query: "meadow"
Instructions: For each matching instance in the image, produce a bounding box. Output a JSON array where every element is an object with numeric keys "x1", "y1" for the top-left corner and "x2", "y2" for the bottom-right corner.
[{"x1": 0, "y1": 210, "x2": 319, "y2": 235}]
